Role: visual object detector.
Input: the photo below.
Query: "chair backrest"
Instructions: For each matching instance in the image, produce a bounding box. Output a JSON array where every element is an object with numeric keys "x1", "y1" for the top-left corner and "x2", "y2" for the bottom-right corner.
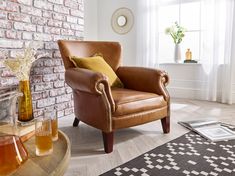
[{"x1": 57, "y1": 40, "x2": 122, "y2": 71}]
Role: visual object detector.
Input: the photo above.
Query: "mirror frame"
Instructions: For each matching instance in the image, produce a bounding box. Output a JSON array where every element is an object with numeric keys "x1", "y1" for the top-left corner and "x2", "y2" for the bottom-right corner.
[{"x1": 111, "y1": 7, "x2": 134, "y2": 35}]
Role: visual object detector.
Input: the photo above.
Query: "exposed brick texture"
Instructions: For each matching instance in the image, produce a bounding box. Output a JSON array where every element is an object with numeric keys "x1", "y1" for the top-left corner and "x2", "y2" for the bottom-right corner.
[{"x1": 0, "y1": 0, "x2": 84, "y2": 118}]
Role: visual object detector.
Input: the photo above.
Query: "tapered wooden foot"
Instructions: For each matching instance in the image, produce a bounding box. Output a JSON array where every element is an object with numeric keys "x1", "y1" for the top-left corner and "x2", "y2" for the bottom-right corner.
[
  {"x1": 161, "y1": 116, "x2": 170, "y2": 133},
  {"x1": 102, "y1": 132, "x2": 114, "y2": 153},
  {"x1": 73, "y1": 117, "x2": 80, "y2": 127}
]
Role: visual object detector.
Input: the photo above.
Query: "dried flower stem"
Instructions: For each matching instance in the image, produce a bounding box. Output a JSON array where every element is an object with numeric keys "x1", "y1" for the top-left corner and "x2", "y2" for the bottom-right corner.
[{"x1": 3, "y1": 42, "x2": 43, "y2": 81}]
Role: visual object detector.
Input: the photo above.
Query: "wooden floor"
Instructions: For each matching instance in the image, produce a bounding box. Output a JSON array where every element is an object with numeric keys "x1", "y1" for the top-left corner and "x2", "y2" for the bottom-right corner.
[{"x1": 58, "y1": 98, "x2": 235, "y2": 176}]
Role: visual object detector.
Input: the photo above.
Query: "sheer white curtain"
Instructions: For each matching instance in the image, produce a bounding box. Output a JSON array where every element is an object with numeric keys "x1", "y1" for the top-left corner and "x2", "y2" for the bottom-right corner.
[
  {"x1": 200, "y1": 0, "x2": 235, "y2": 104},
  {"x1": 136, "y1": 0, "x2": 159, "y2": 68},
  {"x1": 136, "y1": 0, "x2": 235, "y2": 104}
]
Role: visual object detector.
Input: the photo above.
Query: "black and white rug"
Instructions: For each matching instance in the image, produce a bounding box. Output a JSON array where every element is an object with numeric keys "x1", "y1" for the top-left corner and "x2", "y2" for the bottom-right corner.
[{"x1": 101, "y1": 132, "x2": 235, "y2": 176}]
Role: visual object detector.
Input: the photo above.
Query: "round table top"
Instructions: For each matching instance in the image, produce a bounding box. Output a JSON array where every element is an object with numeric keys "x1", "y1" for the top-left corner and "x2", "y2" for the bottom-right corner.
[{"x1": 10, "y1": 130, "x2": 71, "y2": 176}]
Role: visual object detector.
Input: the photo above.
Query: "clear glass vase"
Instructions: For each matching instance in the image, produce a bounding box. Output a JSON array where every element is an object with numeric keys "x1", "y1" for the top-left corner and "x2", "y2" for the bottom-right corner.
[
  {"x1": 18, "y1": 80, "x2": 34, "y2": 122},
  {"x1": 0, "y1": 88, "x2": 21, "y2": 126}
]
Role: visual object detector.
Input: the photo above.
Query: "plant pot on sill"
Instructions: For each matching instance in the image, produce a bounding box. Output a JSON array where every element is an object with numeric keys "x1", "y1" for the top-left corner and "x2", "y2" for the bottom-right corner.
[{"x1": 174, "y1": 44, "x2": 181, "y2": 63}]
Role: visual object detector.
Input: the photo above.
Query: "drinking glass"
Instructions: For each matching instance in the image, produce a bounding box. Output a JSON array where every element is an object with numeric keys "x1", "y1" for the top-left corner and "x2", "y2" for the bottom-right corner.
[
  {"x1": 35, "y1": 117, "x2": 53, "y2": 156},
  {"x1": 51, "y1": 111, "x2": 58, "y2": 142}
]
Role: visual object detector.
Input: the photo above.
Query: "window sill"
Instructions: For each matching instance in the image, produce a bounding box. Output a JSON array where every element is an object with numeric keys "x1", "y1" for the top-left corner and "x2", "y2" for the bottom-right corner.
[{"x1": 159, "y1": 62, "x2": 201, "y2": 66}]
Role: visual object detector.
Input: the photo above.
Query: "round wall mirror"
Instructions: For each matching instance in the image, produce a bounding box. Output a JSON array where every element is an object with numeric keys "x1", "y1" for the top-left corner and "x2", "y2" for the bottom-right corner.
[
  {"x1": 111, "y1": 8, "x2": 134, "y2": 35},
  {"x1": 117, "y1": 15, "x2": 127, "y2": 27}
]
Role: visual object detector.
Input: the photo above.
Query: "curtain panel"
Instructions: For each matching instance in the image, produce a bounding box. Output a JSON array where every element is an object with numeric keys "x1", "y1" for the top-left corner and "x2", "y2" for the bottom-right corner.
[{"x1": 136, "y1": 0, "x2": 235, "y2": 104}]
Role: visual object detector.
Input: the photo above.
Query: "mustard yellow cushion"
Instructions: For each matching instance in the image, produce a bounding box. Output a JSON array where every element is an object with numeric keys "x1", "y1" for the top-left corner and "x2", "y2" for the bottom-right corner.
[{"x1": 70, "y1": 56, "x2": 124, "y2": 88}]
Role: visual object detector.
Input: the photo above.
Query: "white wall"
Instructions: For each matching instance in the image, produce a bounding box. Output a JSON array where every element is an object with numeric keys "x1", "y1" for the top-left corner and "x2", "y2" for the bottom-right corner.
[
  {"x1": 96, "y1": 0, "x2": 137, "y2": 66},
  {"x1": 84, "y1": 0, "x2": 136, "y2": 65},
  {"x1": 84, "y1": 0, "x2": 98, "y2": 40}
]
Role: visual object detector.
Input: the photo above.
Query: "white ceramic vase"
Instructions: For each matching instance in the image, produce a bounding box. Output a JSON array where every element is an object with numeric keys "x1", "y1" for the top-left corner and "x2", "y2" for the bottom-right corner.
[{"x1": 174, "y1": 44, "x2": 181, "y2": 63}]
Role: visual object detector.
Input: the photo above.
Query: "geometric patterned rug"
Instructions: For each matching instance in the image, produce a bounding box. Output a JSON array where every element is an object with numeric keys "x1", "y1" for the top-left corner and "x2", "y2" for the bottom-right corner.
[{"x1": 101, "y1": 132, "x2": 235, "y2": 176}]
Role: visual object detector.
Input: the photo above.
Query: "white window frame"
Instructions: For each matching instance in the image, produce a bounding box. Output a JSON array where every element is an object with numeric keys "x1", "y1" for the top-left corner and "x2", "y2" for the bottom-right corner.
[{"x1": 158, "y1": 0, "x2": 202, "y2": 63}]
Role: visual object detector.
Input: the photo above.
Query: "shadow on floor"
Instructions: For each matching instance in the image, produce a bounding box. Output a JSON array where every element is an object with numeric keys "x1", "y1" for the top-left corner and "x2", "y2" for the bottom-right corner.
[{"x1": 60, "y1": 123, "x2": 163, "y2": 157}]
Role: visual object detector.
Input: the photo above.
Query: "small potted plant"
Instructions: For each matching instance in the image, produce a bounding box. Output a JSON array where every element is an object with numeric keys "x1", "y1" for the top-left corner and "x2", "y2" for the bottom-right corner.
[{"x1": 165, "y1": 22, "x2": 186, "y2": 63}]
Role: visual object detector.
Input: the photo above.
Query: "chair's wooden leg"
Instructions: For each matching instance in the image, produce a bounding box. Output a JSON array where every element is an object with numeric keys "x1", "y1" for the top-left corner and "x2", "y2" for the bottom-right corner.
[
  {"x1": 161, "y1": 116, "x2": 170, "y2": 133},
  {"x1": 102, "y1": 131, "x2": 114, "y2": 153},
  {"x1": 73, "y1": 117, "x2": 80, "y2": 127}
]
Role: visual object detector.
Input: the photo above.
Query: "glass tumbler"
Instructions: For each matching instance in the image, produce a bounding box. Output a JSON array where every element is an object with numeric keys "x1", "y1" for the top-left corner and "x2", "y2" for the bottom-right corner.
[
  {"x1": 51, "y1": 110, "x2": 58, "y2": 141},
  {"x1": 35, "y1": 116, "x2": 53, "y2": 156}
]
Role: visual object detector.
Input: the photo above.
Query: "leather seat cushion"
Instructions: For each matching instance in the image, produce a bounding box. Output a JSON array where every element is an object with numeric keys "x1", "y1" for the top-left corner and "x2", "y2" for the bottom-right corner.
[{"x1": 111, "y1": 88, "x2": 167, "y2": 117}]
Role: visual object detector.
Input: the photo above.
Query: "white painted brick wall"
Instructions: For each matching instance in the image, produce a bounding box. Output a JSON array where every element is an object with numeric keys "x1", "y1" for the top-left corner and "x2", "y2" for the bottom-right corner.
[{"x1": 0, "y1": 0, "x2": 84, "y2": 117}]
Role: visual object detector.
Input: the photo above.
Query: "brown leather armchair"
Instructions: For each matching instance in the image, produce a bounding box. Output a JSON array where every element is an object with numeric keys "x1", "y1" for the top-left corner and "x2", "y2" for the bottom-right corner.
[{"x1": 58, "y1": 40, "x2": 170, "y2": 153}]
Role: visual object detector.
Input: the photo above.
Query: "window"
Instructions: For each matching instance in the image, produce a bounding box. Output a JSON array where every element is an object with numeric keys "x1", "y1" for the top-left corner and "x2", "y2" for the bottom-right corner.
[{"x1": 158, "y1": 0, "x2": 201, "y2": 63}]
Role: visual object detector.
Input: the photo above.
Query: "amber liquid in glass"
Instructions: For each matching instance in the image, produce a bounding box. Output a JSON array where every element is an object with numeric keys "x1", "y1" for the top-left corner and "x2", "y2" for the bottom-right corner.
[
  {"x1": 18, "y1": 80, "x2": 33, "y2": 122},
  {"x1": 35, "y1": 118, "x2": 53, "y2": 156},
  {"x1": 0, "y1": 135, "x2": 28, "y2": 175},
  {"x1": 51, "y1": 118, "x2": 58, "y2": 141},
  {"x1": 35, "y1": 131, "x2": 53, "y2": 156}
]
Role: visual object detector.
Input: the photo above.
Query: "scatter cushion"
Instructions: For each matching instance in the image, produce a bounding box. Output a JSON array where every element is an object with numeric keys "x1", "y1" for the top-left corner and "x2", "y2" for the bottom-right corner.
[{"x1": 70, "y1": 56, "x2": 124, "y2": 88}]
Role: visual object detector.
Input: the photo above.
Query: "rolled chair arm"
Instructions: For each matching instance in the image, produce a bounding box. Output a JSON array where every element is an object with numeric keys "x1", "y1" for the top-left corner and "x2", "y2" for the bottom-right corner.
[
  {"x1": 117, "y1": 66, "x2": 170, "y2": 101},
  {"x1": 65, "y1": 68, "x2": 115, "y2": 112}
]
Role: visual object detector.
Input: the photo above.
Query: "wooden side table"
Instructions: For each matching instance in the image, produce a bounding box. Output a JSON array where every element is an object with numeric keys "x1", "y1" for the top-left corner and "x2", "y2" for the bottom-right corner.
[{"x1": 10, "y1": 130, "x2": 71, "y2": 176}]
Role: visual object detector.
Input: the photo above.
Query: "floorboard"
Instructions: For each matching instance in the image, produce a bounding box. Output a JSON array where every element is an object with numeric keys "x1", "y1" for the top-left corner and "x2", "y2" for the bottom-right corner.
[{"x1": 58, "y1": 98, "x2": 235, "y2": 176}]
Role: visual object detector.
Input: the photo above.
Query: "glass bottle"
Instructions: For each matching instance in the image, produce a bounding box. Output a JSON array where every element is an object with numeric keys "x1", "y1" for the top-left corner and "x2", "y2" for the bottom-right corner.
[{"x1": 185, "y1": 48, "x2": 192, "y2": 60}]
